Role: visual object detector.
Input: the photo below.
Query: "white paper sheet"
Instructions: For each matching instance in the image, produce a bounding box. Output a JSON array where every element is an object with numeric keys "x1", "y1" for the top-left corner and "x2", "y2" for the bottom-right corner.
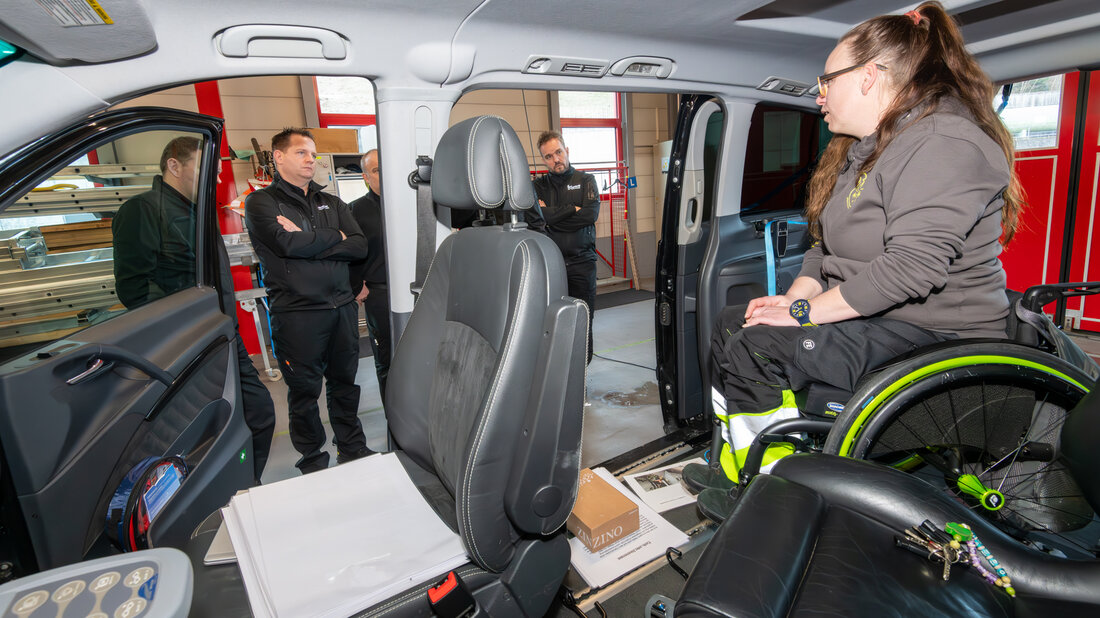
[
  {"x1": 568, "y1": 467, "x2": 689, "y2": 588},
  {"x1": 223, "y1": 453, "x2": 469, "y2": 617},
  {"x1": 622, "y1": 458, "x2": 705, "y2": 513}
]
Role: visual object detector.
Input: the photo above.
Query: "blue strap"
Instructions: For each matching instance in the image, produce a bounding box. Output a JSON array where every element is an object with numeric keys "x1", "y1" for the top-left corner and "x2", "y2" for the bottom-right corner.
[{"x1": 764, "y1": 220, "x2": 808, "y2": 296}]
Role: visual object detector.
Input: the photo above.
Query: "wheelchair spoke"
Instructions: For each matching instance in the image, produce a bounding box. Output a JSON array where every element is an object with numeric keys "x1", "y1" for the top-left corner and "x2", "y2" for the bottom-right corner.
[
  {"x1": 919, "y1": 398, "x2": 949, "y2": 446},
  {"x1": 985, "y1": 390, "x2": 1051, "y2": 488},
  {"x1": 948, "y1": 386, "x2": 964, "y2": 454}
]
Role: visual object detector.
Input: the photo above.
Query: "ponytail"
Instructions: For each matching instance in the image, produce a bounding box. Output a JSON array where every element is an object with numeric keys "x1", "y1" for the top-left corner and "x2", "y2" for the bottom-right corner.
[{"x1": 805, "y1": 1, "x2": 1023, "y2": 245}]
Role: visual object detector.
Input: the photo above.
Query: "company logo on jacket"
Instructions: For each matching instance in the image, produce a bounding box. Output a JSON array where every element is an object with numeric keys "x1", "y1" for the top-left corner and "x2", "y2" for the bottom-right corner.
[
  {"x1": 317, "y1": 204, "x2": 330, "y2": 211},
  {"x1": 567, "y1": 184, "x2": 581, "y2": 190},
  {"x1": 846, "y1": 173, "x2": 868, "y2": 209}
]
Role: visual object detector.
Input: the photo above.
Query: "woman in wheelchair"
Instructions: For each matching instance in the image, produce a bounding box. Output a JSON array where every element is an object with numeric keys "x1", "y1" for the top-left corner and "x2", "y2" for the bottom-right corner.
[{"x1": 687, "y1": 2, "x2": 1100, "y2": 537}]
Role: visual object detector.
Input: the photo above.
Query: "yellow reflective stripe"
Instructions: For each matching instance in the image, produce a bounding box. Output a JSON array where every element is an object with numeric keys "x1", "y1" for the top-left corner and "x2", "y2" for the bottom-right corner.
[{"x1": 718, "y1": 440, "x2": 795, "y2": 482}]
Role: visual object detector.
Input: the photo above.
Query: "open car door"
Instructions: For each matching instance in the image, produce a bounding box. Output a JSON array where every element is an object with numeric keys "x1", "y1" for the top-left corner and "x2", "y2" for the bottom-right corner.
[
  {"x1": 656, "y1": 95, "x2": 827, "y2": 429},
  {"x1": 0, "y1": 108, "x2": 252, "y2": 575}
]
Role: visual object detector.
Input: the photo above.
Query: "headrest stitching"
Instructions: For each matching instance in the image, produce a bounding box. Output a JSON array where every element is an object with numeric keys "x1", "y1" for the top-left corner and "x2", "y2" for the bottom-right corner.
[
  {"x1": 498, "y1": 126, "x2": 513, "y2": 208},
  {"x1": 467, "y1": 116, "x2": 488, "y2": 208}
]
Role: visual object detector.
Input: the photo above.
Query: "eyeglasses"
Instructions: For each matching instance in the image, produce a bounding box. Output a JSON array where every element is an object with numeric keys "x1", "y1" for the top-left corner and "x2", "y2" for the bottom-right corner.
[{"x1": 817, "y1": 63, "x2": 888, "y2": 97}]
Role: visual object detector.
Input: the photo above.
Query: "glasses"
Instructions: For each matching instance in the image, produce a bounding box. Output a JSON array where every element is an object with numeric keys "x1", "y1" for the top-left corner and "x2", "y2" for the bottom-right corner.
[{"x1": 817, "y1": 63, "x2": 888, "y2": 97}]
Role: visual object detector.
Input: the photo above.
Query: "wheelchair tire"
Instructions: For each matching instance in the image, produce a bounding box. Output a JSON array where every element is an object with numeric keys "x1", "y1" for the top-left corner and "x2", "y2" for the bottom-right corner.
[{"x1": 822, "y1": 342, "x2": 1096, "y2": 555}]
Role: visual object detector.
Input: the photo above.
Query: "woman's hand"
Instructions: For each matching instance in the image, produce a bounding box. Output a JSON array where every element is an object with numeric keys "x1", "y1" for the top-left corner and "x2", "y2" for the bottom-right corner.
[
  {"x1": 744, "y1": 295, "x2": 793, "y2": 320},
  {"x1": 745, "y1": 303, "x2": 799, "y2": 327}
]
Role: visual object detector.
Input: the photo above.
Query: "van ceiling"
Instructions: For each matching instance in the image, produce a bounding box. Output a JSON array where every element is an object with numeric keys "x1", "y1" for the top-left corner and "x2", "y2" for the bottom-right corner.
[{"x1": 0, "y1": 1, "x2": 1097, "y2": 134}]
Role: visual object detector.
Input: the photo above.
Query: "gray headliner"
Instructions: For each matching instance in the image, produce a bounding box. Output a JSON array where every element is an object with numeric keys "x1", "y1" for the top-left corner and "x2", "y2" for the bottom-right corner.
[
  {"x1": 2, "y1": 0, "x2": 1098, "y2": 156},
  {"x1": 2, "y1": 0, "x2": 1098, "y2": 315}
]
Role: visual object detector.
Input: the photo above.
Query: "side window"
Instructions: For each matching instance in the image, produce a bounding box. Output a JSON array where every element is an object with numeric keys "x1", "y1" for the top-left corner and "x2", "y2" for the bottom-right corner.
[
  {"x1": 0, "y1": 129, "x2": 206, "y2": 359},
  {"x1": 700, "y1": 110, "x2": 724, "y2": 223},
  {"x1": 739, "y1": 104, "x2": 830, "y2": 220},
  {"x1": 996, "y1": 75, "x2": 1062, "y2": 151}
]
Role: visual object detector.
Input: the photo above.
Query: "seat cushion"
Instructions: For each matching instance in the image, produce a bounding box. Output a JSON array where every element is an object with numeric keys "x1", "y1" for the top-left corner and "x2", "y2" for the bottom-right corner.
[{"x1": 677, "y1": 471, "x2": 1100, "y2": 618}]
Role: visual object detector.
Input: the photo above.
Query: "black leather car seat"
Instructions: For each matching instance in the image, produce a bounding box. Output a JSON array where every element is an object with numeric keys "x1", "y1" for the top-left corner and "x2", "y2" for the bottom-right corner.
[
  {"x1": 363, "y1": 115, "x2": 588, "y2": 617},
  {"x1": 678, "y1": 387, "x2": 1100, "y2": 618}
]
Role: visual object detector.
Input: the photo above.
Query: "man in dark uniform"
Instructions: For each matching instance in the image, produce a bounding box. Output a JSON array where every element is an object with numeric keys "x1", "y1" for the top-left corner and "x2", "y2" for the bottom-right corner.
[
  {"x1": 245, "y1": 128, "x2": 372, "y2": 474},
  {"x1": 530, "y1": 131, "x2": 600, "y2": 362},
  {"x1": 347, "y1": 149, "x2": 390, "y2": 403},
  {"x1": 113, "y1": 136, "x2": 276, "y2": 484}
]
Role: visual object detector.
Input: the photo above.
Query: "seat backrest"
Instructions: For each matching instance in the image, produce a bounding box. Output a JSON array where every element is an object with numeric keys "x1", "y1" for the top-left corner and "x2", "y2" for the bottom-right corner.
[
  {"x1": 1061, "y1": 387, "x2": 1100, "y2": 514},
  {"x1": 385, "y1": 116, "x2": 586, "y2": 572}
]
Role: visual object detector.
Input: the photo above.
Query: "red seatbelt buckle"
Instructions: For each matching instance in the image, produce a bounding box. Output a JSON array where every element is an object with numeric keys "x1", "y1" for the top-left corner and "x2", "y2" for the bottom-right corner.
[{"x1": 427, "y1": 571, "x2": 476, "y2": 618}]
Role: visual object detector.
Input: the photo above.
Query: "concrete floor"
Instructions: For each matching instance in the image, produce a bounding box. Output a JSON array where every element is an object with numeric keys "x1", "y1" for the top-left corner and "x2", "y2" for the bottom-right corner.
[{"x1": 257, "y1": 298, "x2": 665, "y2": 485}]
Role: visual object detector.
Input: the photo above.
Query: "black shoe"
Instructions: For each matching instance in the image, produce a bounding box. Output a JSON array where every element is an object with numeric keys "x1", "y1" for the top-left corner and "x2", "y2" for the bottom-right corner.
[
  {"x1": 682, "y1": 462, "x2": 737, "y2": 495},
  {"x1": 697, "y1": 487, "x2": 741, "y2": 523},
  {"x1": 336, "y1": 447, "x2": 375, "y2": 464}
]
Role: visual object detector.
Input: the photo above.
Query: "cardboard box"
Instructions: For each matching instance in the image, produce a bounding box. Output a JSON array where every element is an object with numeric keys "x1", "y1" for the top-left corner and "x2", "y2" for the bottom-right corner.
[
  {"x1": 567, "y1": 468, "x2": 639, "y2": 552},
  {"x1": 309, "y1": 128, "x2": 360, "y2": 154}
]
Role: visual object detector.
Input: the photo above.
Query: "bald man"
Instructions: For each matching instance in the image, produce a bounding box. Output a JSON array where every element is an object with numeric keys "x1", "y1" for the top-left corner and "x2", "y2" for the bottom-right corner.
[{"x1": 348, "y1": 149, "x2": 390, "y2": 403}]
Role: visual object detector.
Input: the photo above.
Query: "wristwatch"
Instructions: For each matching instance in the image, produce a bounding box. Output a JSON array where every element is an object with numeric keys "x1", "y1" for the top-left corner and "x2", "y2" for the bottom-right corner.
[{"x1": 789, "y1": 299, "x2": 815, "y2": 326}]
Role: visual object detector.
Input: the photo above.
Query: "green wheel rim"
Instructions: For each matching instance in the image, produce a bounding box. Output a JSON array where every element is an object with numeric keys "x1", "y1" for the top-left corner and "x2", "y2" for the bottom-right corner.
[{"x1": 837, "y1": 355, "x2": 1088, "y2": 457}]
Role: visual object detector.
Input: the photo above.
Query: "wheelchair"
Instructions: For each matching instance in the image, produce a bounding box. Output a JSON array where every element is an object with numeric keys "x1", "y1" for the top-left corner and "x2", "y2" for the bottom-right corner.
[
  {"x1": 673, "y1": 284, "x2": 1100, "y2": 617},
  {"x1": 712, "y1": 282, "x2": 1100, "y2": 559}
]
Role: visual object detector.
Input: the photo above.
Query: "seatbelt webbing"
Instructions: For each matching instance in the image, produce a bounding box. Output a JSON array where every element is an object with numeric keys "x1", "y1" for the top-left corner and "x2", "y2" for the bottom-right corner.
[
  {"x1": 411, "y1": 156, "x2": 434, "y2": 298},
  {"x1": 764, "y1": 219, "x2": 807, "y2": 296}
]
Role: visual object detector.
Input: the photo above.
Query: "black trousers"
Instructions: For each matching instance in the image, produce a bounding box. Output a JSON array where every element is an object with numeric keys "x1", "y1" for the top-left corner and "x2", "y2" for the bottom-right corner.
[
  {"x1": 362, "y1": 284, "x2": 391, "y2": 404},
  {"x1": 566, "y1": 261, "x2": 597, "y2": 363},
  {"x1": 272, "y1": 303, "x2": 367, "y2": 473},
  {"x1": 710, "y1": 304, "x2": 953, "y2": 415},
  {"x1": 235, "y1": 334, "x2": 276, "y2": 484}
]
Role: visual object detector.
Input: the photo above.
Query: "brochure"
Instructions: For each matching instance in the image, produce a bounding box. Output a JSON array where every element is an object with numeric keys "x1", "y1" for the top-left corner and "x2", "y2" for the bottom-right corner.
[{"x1": 622, "y1": 458, "x2": 705, "y2": 513}]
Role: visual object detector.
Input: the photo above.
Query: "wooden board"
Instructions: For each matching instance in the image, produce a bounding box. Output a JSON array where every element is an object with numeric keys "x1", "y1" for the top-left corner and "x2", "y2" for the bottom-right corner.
[
  {"x1": 40, "y1": 220, "x2": 113, "y2": 253},
  {"x1": 308, "y1": 128, "x2": 360, "y2": 154}
]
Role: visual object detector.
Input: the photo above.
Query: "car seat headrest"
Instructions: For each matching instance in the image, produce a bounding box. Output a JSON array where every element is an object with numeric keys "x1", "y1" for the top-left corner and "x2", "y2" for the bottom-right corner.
[{"x1": 431, "y1": 115, "x2": 536, "y2": 212}]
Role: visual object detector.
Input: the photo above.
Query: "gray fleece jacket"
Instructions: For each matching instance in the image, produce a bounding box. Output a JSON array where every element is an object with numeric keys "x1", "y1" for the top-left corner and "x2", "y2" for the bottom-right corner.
[{"x1": 798, "y1": 99, "x2": 1010, "y2": 338}]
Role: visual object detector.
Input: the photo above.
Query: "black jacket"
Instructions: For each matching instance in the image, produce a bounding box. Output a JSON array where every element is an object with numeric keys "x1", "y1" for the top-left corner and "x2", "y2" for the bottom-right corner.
[
  {"x1": 348, "y1": 188, "x2": 386, "y2": 293},
  {"x1": 529, "y1": 167, "x2": 600, "y2": 265},
  {"x1": 244, "y1": 177, "x2": 367, "y2": 312},
  {"x1": 112, "y1": 176, "x2": 196, "y2": 308}
]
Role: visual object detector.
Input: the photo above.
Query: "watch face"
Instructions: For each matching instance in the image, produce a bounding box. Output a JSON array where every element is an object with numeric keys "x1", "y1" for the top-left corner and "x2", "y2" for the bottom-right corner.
[{"x1": 790, "y1": 299, "x2": 810, "y2": 320}]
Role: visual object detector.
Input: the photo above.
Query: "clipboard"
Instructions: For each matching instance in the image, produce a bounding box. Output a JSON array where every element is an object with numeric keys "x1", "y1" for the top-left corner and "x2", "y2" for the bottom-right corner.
[{"x1": 203, "y1": 520, "x2": 237, "y2": 566}]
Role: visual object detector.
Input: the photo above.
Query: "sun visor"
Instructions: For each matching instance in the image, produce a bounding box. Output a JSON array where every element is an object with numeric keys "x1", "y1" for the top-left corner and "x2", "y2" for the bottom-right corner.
[{"x1": 0, "y1": 0, "x2": 155, "y2": 65}]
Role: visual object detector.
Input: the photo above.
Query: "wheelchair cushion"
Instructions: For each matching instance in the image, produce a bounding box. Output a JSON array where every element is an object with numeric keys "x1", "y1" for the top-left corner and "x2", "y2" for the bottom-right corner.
[{"x1": 678, "y1": 455, "x2": 1100, "y2": 617}]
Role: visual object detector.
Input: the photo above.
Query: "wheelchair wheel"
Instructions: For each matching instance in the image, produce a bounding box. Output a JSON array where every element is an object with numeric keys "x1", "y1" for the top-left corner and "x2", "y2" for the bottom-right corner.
[{"x1": 822, "y1": 342, "x2": 1097, "y2": 556}]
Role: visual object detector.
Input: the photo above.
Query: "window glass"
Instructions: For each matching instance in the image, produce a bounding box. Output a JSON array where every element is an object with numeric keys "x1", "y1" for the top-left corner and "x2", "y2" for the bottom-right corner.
[
  {"x1": 701, "y1": 110, "x2": 724, "y2": 222},
  {"x1": 561, "y1": 127, "x2": 618, "y2": 166},
  {"x1": 740, "y1": 104, "x2": 831, "y2": 219},
  {"x1": 997, "y1": 75, "x2": 1062, "y2": 151},
  {"x1": 559, "y1": 91, "x2": 617, "y2": 118},
  {"x1": 0, "y1": 130, "x2": 205, "y2": 357},
  {"x1": 315, "y1": 76, "x2": 376, "y2": 115}
]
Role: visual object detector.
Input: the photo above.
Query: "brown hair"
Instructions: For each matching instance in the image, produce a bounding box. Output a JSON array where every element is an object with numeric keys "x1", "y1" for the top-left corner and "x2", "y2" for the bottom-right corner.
[
  {"x1": 805, "y1": 1, "x2": 1023, "y2": 245},
  {"x1": 159, "y1": 136, "x2": 201, "y2": 173},
  {"x1": 537, "y1": 130, "x2": 564, "y2": 150},
  {"x1": 271, "y1": 127, "x2": 316, "y2": 152}
]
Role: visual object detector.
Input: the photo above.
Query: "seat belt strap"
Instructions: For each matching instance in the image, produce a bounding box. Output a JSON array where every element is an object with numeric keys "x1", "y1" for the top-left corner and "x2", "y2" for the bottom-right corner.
[
  {"x1": 409, "y1": 155, "x2": 435, "y2": 298},
  {"x1": 764, "y1": 219, "x2": 807, "y2": 296}
]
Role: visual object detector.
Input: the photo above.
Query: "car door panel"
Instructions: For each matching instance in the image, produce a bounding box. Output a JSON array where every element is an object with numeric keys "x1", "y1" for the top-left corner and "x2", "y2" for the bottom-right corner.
[
  {"x1": 658, "y1": 97, "x2": 822, "y2": 429},
  {"x1": 0, "y1": 109, "x2": 252, "y2": 573}
]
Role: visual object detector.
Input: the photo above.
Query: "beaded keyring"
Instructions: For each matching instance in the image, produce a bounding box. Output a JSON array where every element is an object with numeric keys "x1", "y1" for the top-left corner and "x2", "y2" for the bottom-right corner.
[{"x1": 949, "y1": 522, "x2": 1016, "y2": 597}]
